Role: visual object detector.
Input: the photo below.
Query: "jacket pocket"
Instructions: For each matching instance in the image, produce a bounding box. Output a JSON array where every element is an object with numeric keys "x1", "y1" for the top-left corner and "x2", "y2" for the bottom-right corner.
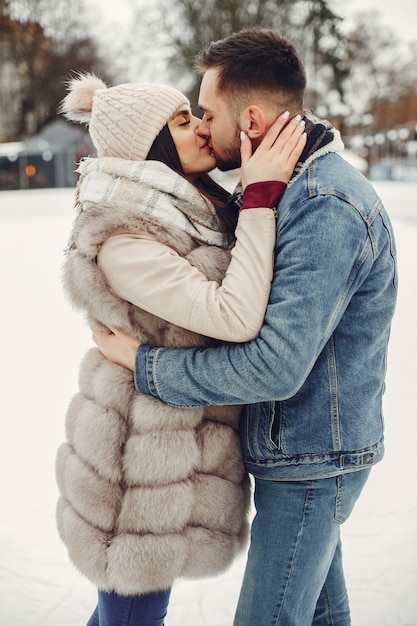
[{"x1": 240, "y1": 401, "x2": 279, "y2": 459}]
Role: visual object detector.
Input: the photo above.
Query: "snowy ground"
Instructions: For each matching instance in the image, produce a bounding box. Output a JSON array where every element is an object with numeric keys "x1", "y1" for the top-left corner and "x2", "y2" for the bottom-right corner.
[{"x1": 0, "y1": 182, "x2": 416, "y2": 625}]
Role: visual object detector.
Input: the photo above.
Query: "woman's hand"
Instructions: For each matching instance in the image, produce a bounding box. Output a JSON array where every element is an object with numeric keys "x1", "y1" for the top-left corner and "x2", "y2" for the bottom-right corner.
[
  {"x1": 240, "y1": 112, "x2": 307, "y2": 189},
  {"x1": 92, "y1": 325, "x2": 140, "y2": 371}
]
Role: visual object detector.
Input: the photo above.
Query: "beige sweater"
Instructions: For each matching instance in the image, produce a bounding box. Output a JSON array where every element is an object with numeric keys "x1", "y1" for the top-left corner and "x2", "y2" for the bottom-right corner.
[{"x1": 98, "y1": 208, "x2": 276, "y2": 342}]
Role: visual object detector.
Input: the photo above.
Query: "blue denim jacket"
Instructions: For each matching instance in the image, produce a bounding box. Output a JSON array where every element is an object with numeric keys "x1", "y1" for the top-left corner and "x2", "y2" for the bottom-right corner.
[{"x1": 135, "y1": 151, "x2": 397, "y2": 480}]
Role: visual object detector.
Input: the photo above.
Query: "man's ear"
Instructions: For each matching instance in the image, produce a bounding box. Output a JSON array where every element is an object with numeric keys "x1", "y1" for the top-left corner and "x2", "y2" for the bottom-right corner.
[{"x1": 240, "y1": 105, "x2": 266, "y2": 140}]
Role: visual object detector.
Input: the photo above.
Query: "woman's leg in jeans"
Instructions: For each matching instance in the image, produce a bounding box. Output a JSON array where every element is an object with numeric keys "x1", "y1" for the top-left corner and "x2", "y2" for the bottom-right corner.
[
  {"x1": 86, "y1": 588, "x2": 171, "y2": 626},
  {"x1": 233, "y1": 470, "x2": 370, "y2": 626},
  {"x1": 87, "y1": 606, "x2": 99, "y2": 626}
]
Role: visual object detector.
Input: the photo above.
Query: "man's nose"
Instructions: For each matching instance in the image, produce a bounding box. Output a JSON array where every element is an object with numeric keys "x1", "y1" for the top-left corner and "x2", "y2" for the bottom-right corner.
[{"x1": 196, "y1": 116, "x2": 210, "y2": 137}]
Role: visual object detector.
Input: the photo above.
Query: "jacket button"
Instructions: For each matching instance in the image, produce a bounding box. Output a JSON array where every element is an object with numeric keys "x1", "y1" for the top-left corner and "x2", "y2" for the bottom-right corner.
[{"x1": 363, "y1": 454, "x2": 373, "y2": 464}]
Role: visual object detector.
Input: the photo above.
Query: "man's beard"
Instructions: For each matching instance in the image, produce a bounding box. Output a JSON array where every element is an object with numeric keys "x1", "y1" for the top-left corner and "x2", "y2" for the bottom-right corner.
[
  {"x1": 213, "y1": 131, "x2": 241, "y2": 171},
  {"x1": 215, "y1": 153, "x2": 241, "y2": 171}
]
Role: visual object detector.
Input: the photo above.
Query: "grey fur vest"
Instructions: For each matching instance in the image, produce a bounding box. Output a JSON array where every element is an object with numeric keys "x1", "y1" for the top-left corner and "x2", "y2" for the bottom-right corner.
[{"x1": 56, "y1": 158, "x2": 250, "y2": 595}]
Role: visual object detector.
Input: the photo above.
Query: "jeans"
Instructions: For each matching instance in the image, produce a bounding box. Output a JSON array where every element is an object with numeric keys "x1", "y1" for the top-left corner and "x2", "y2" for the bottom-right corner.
[
  {"x1": 234, "y1": 469, "x2": 371, "y2": 626},
  {"x1": 86, "y1": 588, "x2": 171, "y2": 626}
]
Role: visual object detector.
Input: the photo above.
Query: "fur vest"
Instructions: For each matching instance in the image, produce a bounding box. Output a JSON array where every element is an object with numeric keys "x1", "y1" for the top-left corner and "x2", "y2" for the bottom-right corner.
[{"x1": 56, "y1": 158, "x2": 250, "y2": 595}]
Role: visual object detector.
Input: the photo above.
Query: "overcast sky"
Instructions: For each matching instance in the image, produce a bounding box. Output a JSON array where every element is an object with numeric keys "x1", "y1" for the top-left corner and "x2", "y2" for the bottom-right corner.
[
  {"x1": 96, "y1": 0, "x2": 417, "y2": 43},
  {"x1": 336, "y1": 0, "x2": 417, "y2": 42}
]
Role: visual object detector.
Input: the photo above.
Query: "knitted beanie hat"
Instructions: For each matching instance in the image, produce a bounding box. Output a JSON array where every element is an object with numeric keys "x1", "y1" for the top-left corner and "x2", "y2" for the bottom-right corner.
[{"x1": 60, "y1": 73, "x2": 189, "y2": 161}]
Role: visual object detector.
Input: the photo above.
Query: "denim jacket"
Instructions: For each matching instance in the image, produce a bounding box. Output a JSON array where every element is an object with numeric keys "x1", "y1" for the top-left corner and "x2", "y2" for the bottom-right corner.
[{"x1": 135, "y1": 151, "x2": 398, "y2": 480}]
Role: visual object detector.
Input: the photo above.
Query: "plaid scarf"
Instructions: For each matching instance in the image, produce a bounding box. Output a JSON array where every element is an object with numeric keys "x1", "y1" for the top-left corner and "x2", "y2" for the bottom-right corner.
[{"x1": 73, "y1": 157, "x2": 231, "y2": 249}]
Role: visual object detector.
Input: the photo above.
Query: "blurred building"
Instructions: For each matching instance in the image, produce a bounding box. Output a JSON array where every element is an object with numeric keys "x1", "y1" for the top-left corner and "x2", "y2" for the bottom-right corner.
[
  {"x1": 0, "y1": 121, "x2": 95, "y2": 191},
  {"x1": 345, "y1": 120, "x2": 417, "y2": 182}
]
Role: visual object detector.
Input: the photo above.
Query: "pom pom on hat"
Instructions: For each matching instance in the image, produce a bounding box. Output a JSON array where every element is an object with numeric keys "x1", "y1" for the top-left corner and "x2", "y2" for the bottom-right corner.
[
  {"x1": 60, "y1": 73, "x2": 189, "y2": 161},
  {"x1": 60, "y1": 73, "x2": 108, "y2": 124}
]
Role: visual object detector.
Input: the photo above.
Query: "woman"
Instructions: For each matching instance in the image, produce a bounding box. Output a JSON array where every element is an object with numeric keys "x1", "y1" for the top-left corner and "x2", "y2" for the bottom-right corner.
[{"x1": 56, "y1": 74, "x2": 306, "y2": 625}]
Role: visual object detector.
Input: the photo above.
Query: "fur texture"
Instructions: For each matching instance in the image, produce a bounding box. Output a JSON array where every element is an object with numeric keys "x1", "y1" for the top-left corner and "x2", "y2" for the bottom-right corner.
[
  {"x1": 60, "y1": 73, "x2": 107, "y2": 124},
  {"x1": 56, "y1": 172, "x2": 250, "y2": 595}
]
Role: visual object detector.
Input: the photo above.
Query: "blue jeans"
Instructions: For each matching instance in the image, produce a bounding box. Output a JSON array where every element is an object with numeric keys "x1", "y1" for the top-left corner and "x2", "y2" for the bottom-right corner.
[
  {"x1": 86, "y1": 589, "x2": 171, "y2": 626},
  {"x1": 234, "y1": 469, "x2": 371, "y2": 626}
]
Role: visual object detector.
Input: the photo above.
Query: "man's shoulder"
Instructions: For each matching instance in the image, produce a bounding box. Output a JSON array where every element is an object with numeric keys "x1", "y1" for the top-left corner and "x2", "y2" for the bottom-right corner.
[
  {"x1": 287, "y1": 152, "x2": 378, "y2": 208},
  {"x1": 306, "y1": 150, "x2": 367, "y2": 185}
]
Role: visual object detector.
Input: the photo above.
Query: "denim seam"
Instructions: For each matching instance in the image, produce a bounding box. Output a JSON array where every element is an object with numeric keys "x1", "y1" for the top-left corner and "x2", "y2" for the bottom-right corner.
[
  {"x1": 327, "y1": 337, "x2": 341, "y2": 451},
  {"x1": 335, "y1": 474, "x2": 346, "y2": 523},
  {"x1": 126, "y1": 597, "x2": 134, "y2": 625},
  {"x1": 252, "y1": 403, "x2": 262, "y2": 457},
  {"x1": 322, "y1": 237, "x2": 371, "y2": 349},
  {"x1": 273, "y1": 481, "x2": 314, "y2": 625},
  {"x1": 321, "y1": 581, "x2": 336, "y2": 626},
  {"x1": 380, "y1": 211, "x2": 398, "y2": 289},
  {"x1": 266, "y1": 401, "x2": 278, "y2": 452}
]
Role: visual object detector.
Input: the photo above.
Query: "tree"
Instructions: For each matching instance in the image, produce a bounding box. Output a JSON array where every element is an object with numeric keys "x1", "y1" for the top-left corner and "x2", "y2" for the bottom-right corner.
[
  {"x1": 0, "y1": 0, "x2": 110, "y2": 140},
  {"x1": 330, "y1": 9, "x2": 417, "y2": 136},
  {"x1": 123, "y1": 0, "x2": 348, "y2": 110},
  {"x1": 118, "y1": 0, "x2": 417, "y2": 139}
]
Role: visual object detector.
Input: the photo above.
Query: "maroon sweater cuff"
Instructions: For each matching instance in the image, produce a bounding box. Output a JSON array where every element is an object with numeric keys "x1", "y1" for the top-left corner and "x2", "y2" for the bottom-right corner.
[{"x1": 241, "y1": 181, "x2": 287, "y2": 210}]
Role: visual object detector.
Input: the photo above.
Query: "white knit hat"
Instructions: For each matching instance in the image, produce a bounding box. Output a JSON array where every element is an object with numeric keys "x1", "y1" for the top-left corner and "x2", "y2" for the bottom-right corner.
[{"x1": 60, "y1": 74, "x2": 189, "y2": 161}]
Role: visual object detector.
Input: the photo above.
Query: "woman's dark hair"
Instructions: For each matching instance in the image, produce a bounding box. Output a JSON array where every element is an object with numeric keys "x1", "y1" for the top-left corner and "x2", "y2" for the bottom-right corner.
[
  {"x1": 146, "y1": 124, "x2": 184, "y2": 174},
  {"x1": 146, "y1": 124, "x2": 237, "y2": 234}
]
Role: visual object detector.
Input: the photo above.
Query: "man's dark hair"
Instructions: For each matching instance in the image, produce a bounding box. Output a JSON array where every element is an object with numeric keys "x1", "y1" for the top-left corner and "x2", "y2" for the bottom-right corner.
[{"x1": 196, "y1": 28, "x2": 306, "y2": 112}]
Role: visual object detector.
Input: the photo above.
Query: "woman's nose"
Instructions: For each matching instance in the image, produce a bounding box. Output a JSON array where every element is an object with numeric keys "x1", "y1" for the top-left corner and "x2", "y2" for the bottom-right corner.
[
  {"x1": 192, "y1": 115, "x2": 201, "y2": 132},
  {"x1": 195, "y1": 116, "x2": 209, "y2": 137}
]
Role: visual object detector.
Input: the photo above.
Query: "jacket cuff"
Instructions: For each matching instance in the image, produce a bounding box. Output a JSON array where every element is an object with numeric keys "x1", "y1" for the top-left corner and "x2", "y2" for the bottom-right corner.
[
  {"x1": 241, "y1": 181, "x2": 287, "y2": 209},
  {"x1": 134, "y1": 345, "x2": 157, "y2": 396}
]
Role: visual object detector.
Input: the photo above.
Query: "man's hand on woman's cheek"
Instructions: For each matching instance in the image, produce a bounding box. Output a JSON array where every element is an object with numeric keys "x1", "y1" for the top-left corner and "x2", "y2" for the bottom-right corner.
[{"x1": 92, "y1": 325, "x2": 140, "y2": 371}]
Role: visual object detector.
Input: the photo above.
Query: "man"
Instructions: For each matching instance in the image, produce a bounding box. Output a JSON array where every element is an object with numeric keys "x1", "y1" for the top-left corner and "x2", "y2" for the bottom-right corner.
[{"x1": 93, "y1": 29, "x2": 397, "y2": 626}]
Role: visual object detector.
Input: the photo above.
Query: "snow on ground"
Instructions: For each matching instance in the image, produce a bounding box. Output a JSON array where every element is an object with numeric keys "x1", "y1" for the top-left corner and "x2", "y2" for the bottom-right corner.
[{"x1": 0, "y1": 182, "x2": 416, "y2": 625}]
